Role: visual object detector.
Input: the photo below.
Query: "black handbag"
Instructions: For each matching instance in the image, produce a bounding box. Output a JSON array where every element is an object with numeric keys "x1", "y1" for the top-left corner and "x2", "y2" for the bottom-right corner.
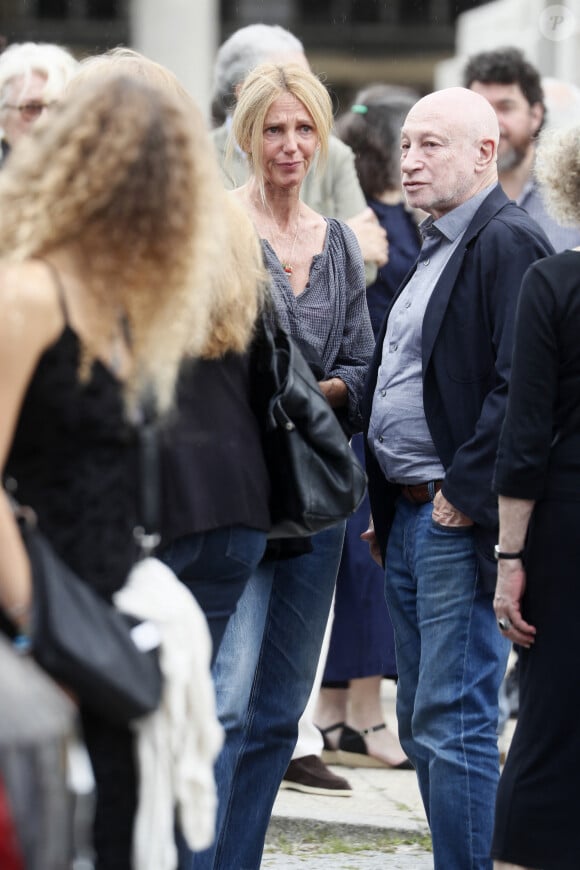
[
  {"x1": 21, "y1": 513, "x2": 162, "y2": 726},
  {"x1": 7, "y1": 403, "x2": 163, "y2": 727},
  {"x1": 251, "y1": 310, "x2": 367, "y2": 538}
]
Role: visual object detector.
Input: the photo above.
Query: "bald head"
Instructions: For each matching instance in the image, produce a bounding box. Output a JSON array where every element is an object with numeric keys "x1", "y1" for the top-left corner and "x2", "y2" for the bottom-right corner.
[
  {"x1": 408, "y1": 87, "x2": 500, "y2": 147},
  {"x1": 401, "y1": 87, "x2": 499, "y2": 219}
]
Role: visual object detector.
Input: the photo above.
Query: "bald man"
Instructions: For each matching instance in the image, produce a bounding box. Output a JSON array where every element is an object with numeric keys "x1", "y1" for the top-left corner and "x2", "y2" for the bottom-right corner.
[{"x1": 361, "y1": 88, "x2": 553, "y2": 870}]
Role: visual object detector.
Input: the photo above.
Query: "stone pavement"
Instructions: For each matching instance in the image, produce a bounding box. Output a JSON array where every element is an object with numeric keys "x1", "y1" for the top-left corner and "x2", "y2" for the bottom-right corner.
[
  {"x1": 263, "y1": 765, "x2": 433, "y2": 868},
  {"x1": 263, "y1": 681, "x2": 432, "y2": 868},
  {"x1": 262, "y1": 679, "x2": 516, "y2": 868}
]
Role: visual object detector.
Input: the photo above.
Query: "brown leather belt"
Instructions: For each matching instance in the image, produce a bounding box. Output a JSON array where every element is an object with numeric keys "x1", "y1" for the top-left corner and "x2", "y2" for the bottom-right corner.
[{"x1": 400, "y1": 480, "x2": 443, "y2": 505}]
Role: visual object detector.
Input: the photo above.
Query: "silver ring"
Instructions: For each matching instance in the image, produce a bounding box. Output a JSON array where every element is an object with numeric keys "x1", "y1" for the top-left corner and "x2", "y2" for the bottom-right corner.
[{"x1": 497, "y1": 616, "x2": 512, "y2": 632}]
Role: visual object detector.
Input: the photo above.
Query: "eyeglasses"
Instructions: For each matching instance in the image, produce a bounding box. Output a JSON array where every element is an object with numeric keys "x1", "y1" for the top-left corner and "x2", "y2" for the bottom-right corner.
[{"x1": 2, "y1": 102, "x2": 55, "y2": 121}]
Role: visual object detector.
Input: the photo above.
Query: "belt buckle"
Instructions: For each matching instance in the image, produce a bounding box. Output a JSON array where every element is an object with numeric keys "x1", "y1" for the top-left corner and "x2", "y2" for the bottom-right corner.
[
  {"x1": 401, "y1": 480, "x2": 440, "y2": 506},
  {"x1": 401, "y1": 483, "x2": 427, "y2": 505}
]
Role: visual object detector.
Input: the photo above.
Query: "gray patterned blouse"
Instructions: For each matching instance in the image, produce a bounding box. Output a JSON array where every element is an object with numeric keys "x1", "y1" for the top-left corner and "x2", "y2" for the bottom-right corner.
[{"x1": 262, "y1": 218, "x2": 374, "y2": 433}]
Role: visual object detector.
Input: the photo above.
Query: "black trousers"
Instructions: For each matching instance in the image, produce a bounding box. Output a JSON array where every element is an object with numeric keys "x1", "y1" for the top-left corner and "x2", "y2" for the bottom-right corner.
[
  {"x1": 81, "y1": 710, "x2": 136, "y2": 870},
  {"x1": 492, "y1": 498, "x2": 580, "y2": 870}
]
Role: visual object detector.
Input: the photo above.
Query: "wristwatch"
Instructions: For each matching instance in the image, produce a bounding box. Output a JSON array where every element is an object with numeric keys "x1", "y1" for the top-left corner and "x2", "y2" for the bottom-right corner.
[{"x1": 494, "y1": 545, "x2": 524, "y2": 561}]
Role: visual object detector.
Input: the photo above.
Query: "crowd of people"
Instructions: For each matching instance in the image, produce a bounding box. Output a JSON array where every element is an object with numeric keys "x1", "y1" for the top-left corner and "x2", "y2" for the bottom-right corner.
[{"x1": 0, "y1": 25, "x2": 578, "y2": 870}]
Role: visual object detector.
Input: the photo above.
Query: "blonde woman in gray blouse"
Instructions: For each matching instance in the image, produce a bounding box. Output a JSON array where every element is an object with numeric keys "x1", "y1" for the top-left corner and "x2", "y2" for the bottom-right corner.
[{"x1": 189, "y1": 63, "x2": 374, "y2": 870}]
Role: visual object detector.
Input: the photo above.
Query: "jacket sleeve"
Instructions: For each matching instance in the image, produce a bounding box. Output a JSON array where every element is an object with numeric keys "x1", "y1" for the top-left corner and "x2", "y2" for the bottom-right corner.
[
  {"x1": 324, "y1": 136, "x2": 367, "y2": 221},
  {"x1": 493, "y1": 262, "x2": 559, "y2": 499},
  {"x1": 322, "y1": 137, "x2": 378, "y2": 286},
  {"x1": 441, "y1": 218, "x2": 554, "y2": 527}
]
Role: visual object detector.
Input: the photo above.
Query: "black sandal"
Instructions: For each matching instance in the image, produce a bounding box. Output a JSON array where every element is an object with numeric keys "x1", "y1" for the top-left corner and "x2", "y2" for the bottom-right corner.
[
  {"x1": 316, "y1": 721, "x2": 345, "y2": 764},
  {"x1": 338, "y1": 723, "x2": 414, "y2": 769}
]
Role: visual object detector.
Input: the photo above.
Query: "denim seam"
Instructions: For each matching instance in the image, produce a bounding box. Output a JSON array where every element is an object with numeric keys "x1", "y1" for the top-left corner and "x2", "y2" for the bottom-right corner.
[
  {"x1": 459, "y1": 579, "x2": 478, "y2": 870},
  {"x1": 213, "y1": 666, "x2": 264, "y2": 869},
  {"x1": 213, "y1": 593, "x2": 274, "y2": 870}
]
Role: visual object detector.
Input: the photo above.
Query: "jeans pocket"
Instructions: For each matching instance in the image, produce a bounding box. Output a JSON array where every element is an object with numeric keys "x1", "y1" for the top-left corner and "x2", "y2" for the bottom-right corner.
[
  {"x1": 430, "y1": 518, "x2": 475, "y2": 534},
  {"x1": 225, "y1": 526, "x2": 267, "y2": 569},
  {"x1": 159, "y1": 535, "x2": 202, "y2": 575}
]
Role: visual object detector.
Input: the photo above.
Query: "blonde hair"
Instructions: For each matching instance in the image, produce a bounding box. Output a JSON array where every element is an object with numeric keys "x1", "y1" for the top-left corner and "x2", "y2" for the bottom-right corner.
[
  {"x1": 535, "y1": 125, "x2": 580, "y2": 227},
  {"x1": 231, "y1": 62, "x2": 332, "y2": 197},
  {"x1": 75, "y1": 47, "x2": 192, "y2": 111},
  {"x1": 74, "y1": 47, "x2": 268, "y2": 361},
  {"x1": 203, "y1": 195, "x2": 269, "y2": 358},
  {"x1": 0, "y1": 72, "x2": 219, "y2": 412}
]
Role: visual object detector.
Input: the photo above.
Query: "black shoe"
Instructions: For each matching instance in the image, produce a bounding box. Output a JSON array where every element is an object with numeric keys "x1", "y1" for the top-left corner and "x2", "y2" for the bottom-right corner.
[
  {"x1": 280, "y1": 755, "x2": 353, "y2": 796},
  {"x1": 338, "y1": 723, "x2": 414, "y2": 770},
  {"x1": 316, "y1": 721, "x2": 344, "y2": 764}
]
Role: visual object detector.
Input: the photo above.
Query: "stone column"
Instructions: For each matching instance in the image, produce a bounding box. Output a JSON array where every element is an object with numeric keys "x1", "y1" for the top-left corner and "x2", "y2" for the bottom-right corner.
[{"x1": 129, "y1": 0, "x2": 218, "y2": 120}]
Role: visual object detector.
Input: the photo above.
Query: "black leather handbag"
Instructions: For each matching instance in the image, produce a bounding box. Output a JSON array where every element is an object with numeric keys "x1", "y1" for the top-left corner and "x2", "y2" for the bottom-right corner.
[
  {"x1": 21, "y1": 513, "x2": 162, "y2": 726},
  {"x1": 251, "y1": 311, "x2": 367, "y2": 538}
]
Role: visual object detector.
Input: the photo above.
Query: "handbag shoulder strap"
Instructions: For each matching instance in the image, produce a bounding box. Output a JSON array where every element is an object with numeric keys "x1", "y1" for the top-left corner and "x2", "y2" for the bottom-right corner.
[{"x1": 134, "y1": 388, "x2": 161, "y2": 557}]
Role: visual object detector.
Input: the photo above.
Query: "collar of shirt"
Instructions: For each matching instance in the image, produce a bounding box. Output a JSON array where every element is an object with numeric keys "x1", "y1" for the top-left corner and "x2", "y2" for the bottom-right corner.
[
  {"x1": 419, "y1": 182, "x2": 498, "y2": 244},
  {"x1": 516, "y1": 175, "x2": 536, "y2": 208}
]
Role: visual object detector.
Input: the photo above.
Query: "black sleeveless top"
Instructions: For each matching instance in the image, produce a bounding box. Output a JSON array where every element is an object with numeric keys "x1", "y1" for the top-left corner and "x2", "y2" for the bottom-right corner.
[{"x1": 5, "y1": 273, "x2": 139, "y2": 600}]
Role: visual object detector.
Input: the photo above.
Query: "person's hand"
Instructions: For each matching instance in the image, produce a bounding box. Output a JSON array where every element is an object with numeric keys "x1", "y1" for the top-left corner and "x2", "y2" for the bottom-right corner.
[
  {"x1": 361, "y1": 514, "x2": 383, "y2": 567},
  {"x1": 317, "y1": 377, "x2": 347, "y2": 408},
  {"x1": 346, "y1": 208, "x2": 389, "y2": 267},
  {"x1": 432, "y1": 490, "x2": 474, "y2": 527},
  {"x1": 493, "y1": 560, "x2": 536, "y2": 648}
]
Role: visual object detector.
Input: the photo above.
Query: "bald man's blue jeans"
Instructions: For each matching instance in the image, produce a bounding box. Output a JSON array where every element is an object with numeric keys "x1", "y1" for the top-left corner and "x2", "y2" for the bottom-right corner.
[
  {"x1": 188, "y1": 522, "x2": 345, "y2": 870},
  {"x1": 385, "y1": 497, "x2": 510, "y2": 870}
]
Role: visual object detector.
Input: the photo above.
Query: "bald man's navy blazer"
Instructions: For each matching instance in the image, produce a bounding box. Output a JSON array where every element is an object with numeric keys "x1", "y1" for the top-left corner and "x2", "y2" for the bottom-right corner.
[{"x1": 362, "y1": 185, "x2": 554, "y2": 592}]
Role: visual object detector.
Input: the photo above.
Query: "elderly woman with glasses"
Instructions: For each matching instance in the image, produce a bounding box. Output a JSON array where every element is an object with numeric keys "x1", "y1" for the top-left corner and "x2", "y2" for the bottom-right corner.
[{"x1": 0, "y1": 41, "x2": 78, "y2": 164}]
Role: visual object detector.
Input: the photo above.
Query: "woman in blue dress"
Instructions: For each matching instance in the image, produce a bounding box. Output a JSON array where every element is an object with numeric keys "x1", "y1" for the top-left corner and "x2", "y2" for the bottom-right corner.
[{"x1": 316, "y1": 85, "x2": 422, "y2": 768}]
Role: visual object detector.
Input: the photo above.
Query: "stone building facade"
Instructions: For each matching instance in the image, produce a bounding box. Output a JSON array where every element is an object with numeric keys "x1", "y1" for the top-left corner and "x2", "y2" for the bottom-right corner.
[{"x1": 0, "y1": 0, "x2": 492, "y2": 118}]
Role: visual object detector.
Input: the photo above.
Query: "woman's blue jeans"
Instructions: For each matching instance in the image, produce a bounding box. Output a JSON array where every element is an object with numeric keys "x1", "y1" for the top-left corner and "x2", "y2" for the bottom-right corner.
[
  {"x1": 159, "y1": 525, "x2": 267, "y2": 665},
  {"x1": 385, "y1": 498, "x2": 510, "y2": 870},
  {"x1": 190, "y1": 522, "x2": 345, "y2": 870}
]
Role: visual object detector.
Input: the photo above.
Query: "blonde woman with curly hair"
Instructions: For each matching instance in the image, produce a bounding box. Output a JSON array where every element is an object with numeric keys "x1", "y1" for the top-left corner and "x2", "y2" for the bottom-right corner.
[
  {"x1": 491, "y1": 124, "x2": 580, "y2": 870},
  {"x1": 0, "y1": 70, "x2": 234, "y2": 869},
  {"x1": 75, "y1": 47, "x2": 267, "y2": 360}
]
